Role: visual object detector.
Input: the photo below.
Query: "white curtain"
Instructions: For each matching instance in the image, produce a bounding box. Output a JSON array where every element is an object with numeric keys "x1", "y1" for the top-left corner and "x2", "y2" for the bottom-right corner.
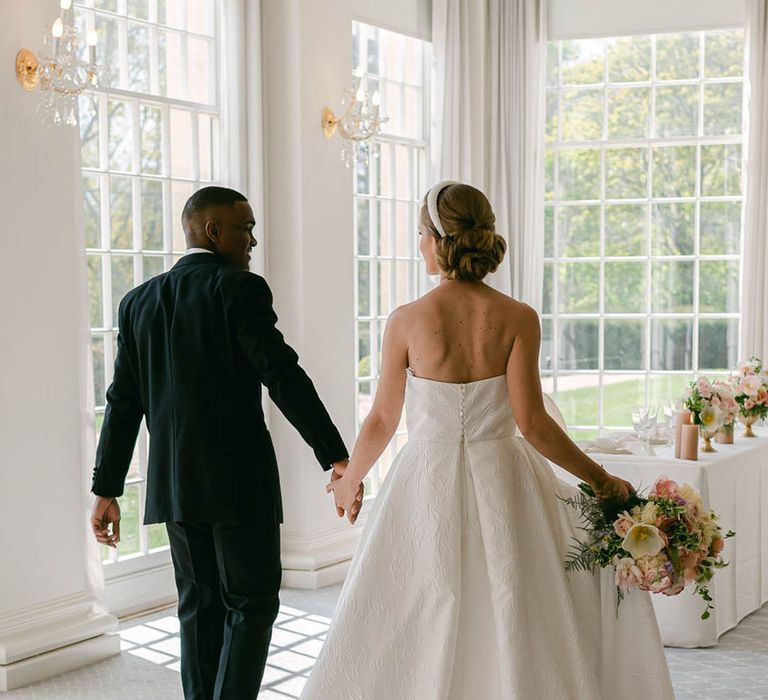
[
  {"x1": 741, "y1": 0, "x2": 768, "y2": 360},
  {"x1": 432, "y1": 0, "x2": 547, "y2": 310}
]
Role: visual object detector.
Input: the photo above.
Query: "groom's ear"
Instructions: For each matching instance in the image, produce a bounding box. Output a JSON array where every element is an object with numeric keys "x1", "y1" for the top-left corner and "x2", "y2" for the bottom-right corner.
[{"x1": 204, "y1": 218, "x2": 220, "y2": 244}]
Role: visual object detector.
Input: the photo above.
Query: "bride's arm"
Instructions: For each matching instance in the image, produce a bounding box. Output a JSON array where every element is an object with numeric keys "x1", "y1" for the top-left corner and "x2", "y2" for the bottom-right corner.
[
  {"x1": 506, "y1": 305, "x2": 631, "y2": 496},
  {"x1": 327, "y1": 309, "x2": 408, "y2": 519}
]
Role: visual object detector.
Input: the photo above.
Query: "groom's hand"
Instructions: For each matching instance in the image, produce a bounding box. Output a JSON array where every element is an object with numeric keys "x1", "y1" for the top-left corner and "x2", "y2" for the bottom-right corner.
[
  {"x1": 330, "y1": 460, "x2": 364, "y2": 523},
  {"x1": 91, "y1": 496, "x2": 121, "y2": 548}
]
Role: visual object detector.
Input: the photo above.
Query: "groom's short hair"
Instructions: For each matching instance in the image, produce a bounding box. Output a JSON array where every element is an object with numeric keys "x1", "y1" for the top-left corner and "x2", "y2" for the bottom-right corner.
[{"x1": 182, "y1": 186, "x2": 248, "y2": 224}]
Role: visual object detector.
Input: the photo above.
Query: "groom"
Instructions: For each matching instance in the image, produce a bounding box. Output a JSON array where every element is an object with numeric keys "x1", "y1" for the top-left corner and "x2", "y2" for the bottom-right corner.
[{"x1": 89, "y1": 186, "x2": 362, "y2": 699}]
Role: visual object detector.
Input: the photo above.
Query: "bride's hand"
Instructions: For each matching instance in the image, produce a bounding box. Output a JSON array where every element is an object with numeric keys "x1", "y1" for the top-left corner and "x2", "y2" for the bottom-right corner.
[
  {"x1": 326, "y1": 473, "x2": 365, "y2": 524},
  {"x1": 592, "y1": 472, "x2": 635, "y2": 502}
]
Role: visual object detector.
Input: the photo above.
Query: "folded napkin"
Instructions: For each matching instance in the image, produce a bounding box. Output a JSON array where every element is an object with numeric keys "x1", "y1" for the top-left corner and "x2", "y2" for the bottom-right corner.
[{"x1": 577, "y1": 432, "x2": 656, "y2": 456}]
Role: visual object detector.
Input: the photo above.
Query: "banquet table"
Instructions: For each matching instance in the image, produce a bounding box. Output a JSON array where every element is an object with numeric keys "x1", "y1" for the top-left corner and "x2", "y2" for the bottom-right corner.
[{"x1": 550, "y1": 427, "x2": 768, "y2": 648}]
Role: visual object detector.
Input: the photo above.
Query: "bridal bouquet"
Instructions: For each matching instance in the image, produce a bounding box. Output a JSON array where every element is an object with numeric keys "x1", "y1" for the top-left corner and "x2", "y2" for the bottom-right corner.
[{"x1": 563, "y1": 477, "x2": 734, "y2": 619}]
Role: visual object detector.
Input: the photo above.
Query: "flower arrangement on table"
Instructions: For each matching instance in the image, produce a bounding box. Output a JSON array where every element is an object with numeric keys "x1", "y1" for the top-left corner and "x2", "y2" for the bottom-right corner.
[
  {"x1": 563, "y1": 477, "x2": 734, "y2": 619},
  {"x1": 681, "y1": 378, "x2": 725, "y2": 452},
  {"x1": 730, "y1": 357, "x2": 768, "y2": 437}
]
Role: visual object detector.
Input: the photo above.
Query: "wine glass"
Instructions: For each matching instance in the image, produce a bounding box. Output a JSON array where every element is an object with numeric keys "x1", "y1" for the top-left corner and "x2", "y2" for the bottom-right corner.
[{"x1": 631, "y1": 405, "x2": 659, "y2": 455}]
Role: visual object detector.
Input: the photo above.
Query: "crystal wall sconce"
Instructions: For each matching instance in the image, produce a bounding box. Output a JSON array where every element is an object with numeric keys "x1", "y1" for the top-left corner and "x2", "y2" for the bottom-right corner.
[
  {"x1": 322, "y1": 65, "x2": 387, "y2": 168},
  {"x1": 15, "y1": 0, "x2": 109, "y2": 127}
]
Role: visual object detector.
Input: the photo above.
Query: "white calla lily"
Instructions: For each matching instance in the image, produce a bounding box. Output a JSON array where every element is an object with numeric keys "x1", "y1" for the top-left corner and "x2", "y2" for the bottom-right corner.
[{"x1": 622, "y1": 524, "x2": 665, "y2": 559}]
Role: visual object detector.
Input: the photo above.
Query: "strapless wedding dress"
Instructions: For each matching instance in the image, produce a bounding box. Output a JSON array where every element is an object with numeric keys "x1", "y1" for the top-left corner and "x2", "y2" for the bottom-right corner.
[{"x1": 301, "y1": 372, "x2": 674, "y2": 699}]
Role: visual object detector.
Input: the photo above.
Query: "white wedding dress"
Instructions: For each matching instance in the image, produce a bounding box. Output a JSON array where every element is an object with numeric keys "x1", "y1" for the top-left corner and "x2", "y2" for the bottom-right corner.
[{"x1": 301, "y1": 371, "x2": 675, "y2": 699}]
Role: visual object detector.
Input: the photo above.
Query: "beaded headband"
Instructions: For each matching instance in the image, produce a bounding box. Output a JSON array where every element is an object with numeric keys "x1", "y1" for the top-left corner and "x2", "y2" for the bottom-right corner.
[{"x1": 425, "y1": 180, "x2": 459, "y2": 238}]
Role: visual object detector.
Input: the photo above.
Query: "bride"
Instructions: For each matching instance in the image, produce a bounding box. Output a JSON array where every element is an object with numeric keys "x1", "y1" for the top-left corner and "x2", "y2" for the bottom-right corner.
[{"x1": 301, "y1": 182, "x2": 674, "y2": 699}]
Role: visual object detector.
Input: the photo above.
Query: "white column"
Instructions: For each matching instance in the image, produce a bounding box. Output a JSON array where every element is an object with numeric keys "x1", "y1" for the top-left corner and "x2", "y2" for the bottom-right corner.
[
  {"x1": 0, "y1": 1, "x2": 118, "y2": 690},
  {"x1": 260, "y1": 0, "x2": 430, "y2": 588},
  {"x1": 261, "y1": 0, "x2": 360, "y2": 588}
]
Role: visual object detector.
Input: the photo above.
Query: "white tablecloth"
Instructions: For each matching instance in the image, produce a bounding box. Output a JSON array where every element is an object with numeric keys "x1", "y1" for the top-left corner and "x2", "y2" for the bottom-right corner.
[{"x1": 550, "y1": 428, "x2": 768, "y2": 648}]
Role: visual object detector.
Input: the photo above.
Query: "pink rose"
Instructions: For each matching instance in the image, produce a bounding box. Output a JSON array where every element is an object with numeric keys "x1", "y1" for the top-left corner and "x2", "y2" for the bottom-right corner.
[
  {"x1": 613, "y1": 513, "x2": 635, "y2": 538},
  {"x1": 696, "y1": 378, "x2": 713, "y2": 399},
  {"x1": 650, "y1": 476, "x2": 679, "y2": 499},
  {"x1": 614, "y1": 557, "x2": 644, "y2": 591},
  {"x1": 739, "y1": 375, "x2": 762, "y2": 398},
  {"x1": 711, "y1": 537, "x2": 725, "y2": 555},
  {"x1": 745, "y1": 399, "x2": 755, "y2": 410}
]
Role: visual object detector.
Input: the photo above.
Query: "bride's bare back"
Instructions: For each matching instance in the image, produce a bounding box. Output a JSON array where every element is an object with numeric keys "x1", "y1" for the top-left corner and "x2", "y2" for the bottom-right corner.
[{"x1": 403, "y1": 280, "x2": 521, "y2": 383}]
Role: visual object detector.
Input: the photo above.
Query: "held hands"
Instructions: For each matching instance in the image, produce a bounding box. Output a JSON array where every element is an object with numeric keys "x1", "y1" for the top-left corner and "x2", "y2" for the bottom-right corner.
[
  {"x1": 327, "y1": 460, "x2": 364, "y2": 524},
  {"x1": 90, "y1": 495, "x2": 121, "y2": 548}
]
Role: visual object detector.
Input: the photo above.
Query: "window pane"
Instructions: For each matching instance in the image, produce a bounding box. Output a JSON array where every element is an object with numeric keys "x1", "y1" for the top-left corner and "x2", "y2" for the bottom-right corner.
[
  {"x1": 700, "y1": 202, "x2": 741, "y2": 255},
  {"x1": 83, "y1": 174, "x2": 102, "y2": 249},
  {"x1": 701, "y1": 144, "x2": 742, "y2": 196},
  {"x1": 559, "y1": 149, "x2": 600, "y2": 200},
  {"x1": 87, "y1": 255, "x2": 104, "y2": 327},
  {"x1": 656, "y1": 33, "x2": 699, "y2": 80},
  {"x1": 127, "y1": 0, "x2": 149, "y2": 20},
  {"x1": 652, "y1": 146, "x2": 695, "y2": 198},
  {"x1": 605, "y1": 204, "x2": 646, "y2": 256},
  {"x1": 602, "y1": 375, "x2": 646, "y2": 427},
  {"x1": 652, "y1": 261, "x2": 694, "y2": 313},
  {"x1": 545, "y1": 90, "x2": 558, "y2": 144},
  {"x1": 654, "y1": 85, "x2": 698, "y2": 137},
  {"x1": 377, "y1": 200, "x2": 392, "y2": 257},
  {"x1": 394, "y1": 202, "x2": 411, "y2": 257},
  {"x1": 652, "y1": 203, "x2": 694, "y2": 256},
  {"x1": 143, "y1": 255, "x2": 164, "y2": 281},
  {"x1": 546, "y1": 43, "x2": 558, "y2": 87},
  {"x1": 116, "y1": 484, "x2": 141, "y2": 556},
  {"x1": 108, "y1": 100, "x2": 135, "y2": 173},
  {"x1": 127, "y1": 23, "x2": 151, "y2": 92},
  {"x1": 544, "y1": 206, "x2": 554, "y2": 257},
  {"x1": 171, "y1": 181, "x2": 193, "y2": 251},
  {"x1": 149, "y1": 524, "x2": 170, "y2": 550},
  {"x1": 198, "y1": 114, "x2": 213, "y2": 181},
  {"x1": 95, "y1": 15, "x2": 119, "y2": 75},
  {"x1": 607, "y1": 36, "x2": 651, "y2": 82},
  {"x1": 357, "y1": 322, "x2": 373, "y2": 378},
  {"x1": 555, "y1": 373, "x2": 599, "y2": 424},
  {"x1": 79, "y1": 95, "x2": 100, "y2": 169},
  {"x1": 91, "y1": 333, "x2": 106, "y2": 406},
  {"x1": 703, "y1": 83, "x2": 743, "y2": 136},
  {"x1": 605, "y1": 147, "x2": 647, "y2": 199},
  {"x1": 170, "y1": 109, "x2": 194, "y2": 178},
  {"x1": 141, "y1": 179, "x2": 164, "y2": 250},
  {"x1": 140, "y1": 105, "x2": 163, "y2": 175},
  {"x1": 111, "y1": 255, "x2": 135, "y2": 324},
  {"x1": 607, "y1": 87, "x2": 650, "y2": 139},
  {"x1": 356, "y1": 199, "x2": 372, "y2": 256},
  {"x1": 649, "y1": 374, "x2": 691, "y2": 405},
  {"x1": 545, "y1": 149, "x2": 555, "y2": 202},
  {"x1": 605, "y1": 262, "x2": 645, "y2": 313},
  {"x1": 705, "y1": 30, "x2": 744, "y2": 78},
  {"x1": 561, "y1": 39, "x2": 605, "y2": 85},
  {"x1": 542, "y1": 264, "x2": 553, "y2": 314},
  {"x1": 561, "y1": 88, "x2": 603, "y2": 141},
  {"x1": 158, "y1": 30, "x2": 184, "y2": 99},
  {"x1": 558, "y1": 205, "x2": 599, "y2": 257},
  {"x1": 110, "y1": 176, "x2": 134, "y2": 249},
  {"x1": 559, "y1": 322, "x2": 599, "y2": 370},
  {"x1": 377, "y1": 261, "x2": 392, "y2": 316},
  {"x1": 540, "y1": 319, "x2": 553, "y2": 371},
  {"x1": 698, "y1": 319, "x2": 739, "y2": 370},
  {"x1": 559, "y1": 262, "x2": 599, "y2": 313},
  {"x1": 699, "y1": 260, "x2": 739, "y2": 313},
  {"x1": 188, "y1": 37, "x2": 211, "y2": 103},
  {"x1": 650, "y1": 319, "x2": 693, "y2": 370},
  {"x1": 605, "y1": 320, "x2": 645, "y2": 370},
  {"x1": 357, "y1": 261, "x2": 371, "y2": 316}
]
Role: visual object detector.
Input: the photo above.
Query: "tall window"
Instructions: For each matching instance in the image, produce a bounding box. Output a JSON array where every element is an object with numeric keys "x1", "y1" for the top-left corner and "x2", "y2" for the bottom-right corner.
[
  {"x1": 352, "y1": 22, "x2": 431, "y2": 495},
  {"x1": 76, "y1": 0, "x2": 221, "y2": 565},
  {"x1": 543, "y1": 30, "x2": 744, "y2": 438}
]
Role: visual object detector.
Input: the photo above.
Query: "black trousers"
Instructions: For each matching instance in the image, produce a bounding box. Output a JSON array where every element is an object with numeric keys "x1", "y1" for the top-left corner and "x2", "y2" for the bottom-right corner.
[{"x1": 166, "y1": 520, "x2": 282, "y2": 700}]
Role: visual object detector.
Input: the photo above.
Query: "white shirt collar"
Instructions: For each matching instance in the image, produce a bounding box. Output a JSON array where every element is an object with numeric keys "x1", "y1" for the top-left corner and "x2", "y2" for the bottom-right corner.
[{"x1": 185, "y1": 247, "x2": 215, "y2": 256}]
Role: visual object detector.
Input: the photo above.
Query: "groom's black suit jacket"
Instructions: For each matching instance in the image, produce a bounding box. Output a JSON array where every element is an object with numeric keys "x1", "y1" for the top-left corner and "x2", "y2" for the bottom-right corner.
[{"x1": 91, "y1": 253, "x2": 348, "y2": 524}]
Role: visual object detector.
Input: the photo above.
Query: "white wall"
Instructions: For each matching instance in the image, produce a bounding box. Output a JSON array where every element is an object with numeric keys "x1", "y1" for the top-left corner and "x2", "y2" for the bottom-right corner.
[
  {"x1": 0, "y1": 0, "x2": 118, "y2": 690},
  {"x1": 549, "y1": 0, "x2": 745, "y2": 39}
]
